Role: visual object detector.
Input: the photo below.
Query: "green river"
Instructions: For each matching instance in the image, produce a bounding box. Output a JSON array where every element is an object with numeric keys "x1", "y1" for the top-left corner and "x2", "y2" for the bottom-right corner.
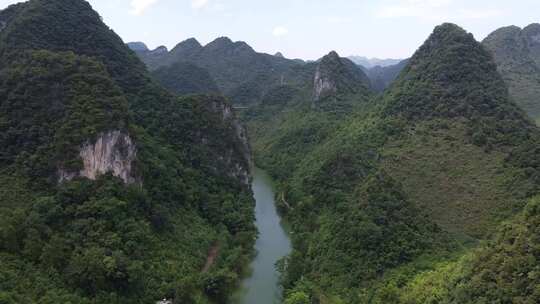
[{"x1": 230, "y1": 168, "x2": 292, "y2": 304}]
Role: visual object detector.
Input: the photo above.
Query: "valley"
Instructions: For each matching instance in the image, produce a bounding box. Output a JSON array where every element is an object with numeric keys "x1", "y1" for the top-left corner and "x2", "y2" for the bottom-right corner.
[
  {"x1": 230, "y1": 168, "x2": 292, "y2": 304},
  {"x1": 0, "y1": 1, "x2": 539, "y2": 304}
]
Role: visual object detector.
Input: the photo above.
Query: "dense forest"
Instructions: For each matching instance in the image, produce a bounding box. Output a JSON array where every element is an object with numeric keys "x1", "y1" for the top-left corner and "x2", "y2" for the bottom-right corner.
[
  {"x1": 246, "y1": 24, "x2": 540, "y2": 303},
  {"x1": 1, "y1": 0, "x2": 540, "y2": 303},
  {"x1": 0, "y1": 0, "x2": 255, "y2": 303}
]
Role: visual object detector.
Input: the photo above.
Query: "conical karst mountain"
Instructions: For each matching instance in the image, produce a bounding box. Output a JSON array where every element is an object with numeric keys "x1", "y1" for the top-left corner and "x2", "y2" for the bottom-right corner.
[
  {"x1": 168, "y1": 37, "x2": 203, "y2": 60},
  {"x1": 2, "y1": 1, "x2": 540, "y2": 303},
  {"x1": 378, "y1": 23, "x2": 539, "y2": 234},
  {"x1": 483, "y1": 23, "x2": 540, "y2": 124},
  {"x1": 266, "y1": 23, "x2": 540, "y2": 302},
  {"x1": 313, "y1": 51, "x2": 372, "y2": 102},
  {"x1": 0, "y1": 0, "x2": 256, "y2": 302}
]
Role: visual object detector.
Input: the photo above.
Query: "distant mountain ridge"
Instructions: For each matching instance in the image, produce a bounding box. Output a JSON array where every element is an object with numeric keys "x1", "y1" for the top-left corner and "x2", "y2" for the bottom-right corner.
[
  {"x1": 364, "y1": 59, "x2": 410, "y2": 92},
  {"x1": 483, "y1": 23, "x2": 540, "y2": 124},
  {"x1": 347, "y1": 55, "x2": 403, "y2": 68},
  {"x1": 128, "y1": 38, "x2": 373, "y2": 106}
]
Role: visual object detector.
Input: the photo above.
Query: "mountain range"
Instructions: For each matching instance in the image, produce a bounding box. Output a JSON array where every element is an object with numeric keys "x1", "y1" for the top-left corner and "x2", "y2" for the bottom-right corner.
[
  {"x1": 249, "y1": 22, "x2": 540, "y2": 303},
  {"x1": 0, "y1": 0, "x2": 255, "y2": 302},
  {"x1": 347, "y1": 55, "x2": 403, "y2": 68},
  {"x1": 1, "y1": 1, "x2": 540, "y2": 303}
]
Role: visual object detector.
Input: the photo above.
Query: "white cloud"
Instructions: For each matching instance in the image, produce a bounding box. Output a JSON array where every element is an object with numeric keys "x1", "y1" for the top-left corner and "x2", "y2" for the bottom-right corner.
[
  {"x1": 272, "y1": 26, "x2": 289, "y2": 37},
  {"x1": 130, "y1": 0, "x2": 159, "y2": 16},
  {"x1": 192, "y1": 0, "x2": 209, "y2": 9}
]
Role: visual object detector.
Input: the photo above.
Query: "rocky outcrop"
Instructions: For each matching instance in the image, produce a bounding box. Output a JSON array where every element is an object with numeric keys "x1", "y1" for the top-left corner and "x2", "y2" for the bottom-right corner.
[
  {"x1": 313, "y1": 65, "x2": 337, "y2": 101},
  {"x1": 207, "y1": 99, "x2": 252, "y2": 186},
  {"x1": 0, "y1": 21, "x2": 6, "y2": 32},
  {"x1": 59, "y1": 131, "x2": 137, "y2": 184}
]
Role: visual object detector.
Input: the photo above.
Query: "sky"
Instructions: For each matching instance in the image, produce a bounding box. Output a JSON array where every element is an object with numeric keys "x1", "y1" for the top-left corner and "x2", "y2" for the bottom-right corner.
[{"x1": 1, "y1": 0, "x2": 539, "y2": 60}]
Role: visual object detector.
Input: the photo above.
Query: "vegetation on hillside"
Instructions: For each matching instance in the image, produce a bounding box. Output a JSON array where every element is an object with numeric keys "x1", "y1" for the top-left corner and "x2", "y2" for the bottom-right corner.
[
  {"x1": 483, "y1": 24, "x2": 540, "y2": 124},
  {"x1": 132, "y1": 36, "x2": 302, "y2": 106},
  {"x1": 151, "y1": 61, "x2": 220, "y2": 96},
  {"x1": 245, "y1": 23, "x2": 540, "y2": 303},
  {"x1": 0, "y1": 0, "x2": 255, "y2": 303}
]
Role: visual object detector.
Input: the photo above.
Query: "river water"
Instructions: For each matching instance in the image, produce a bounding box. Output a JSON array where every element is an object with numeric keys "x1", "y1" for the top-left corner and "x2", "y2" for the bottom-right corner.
[{"x1": 230, "y1": 168, "x2": 292, "y2": 304}]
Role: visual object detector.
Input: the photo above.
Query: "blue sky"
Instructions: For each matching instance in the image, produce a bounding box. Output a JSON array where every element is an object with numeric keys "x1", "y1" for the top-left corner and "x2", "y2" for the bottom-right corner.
[{"x1": 1, "y1": 0, "x2": 539, "y2": 60}]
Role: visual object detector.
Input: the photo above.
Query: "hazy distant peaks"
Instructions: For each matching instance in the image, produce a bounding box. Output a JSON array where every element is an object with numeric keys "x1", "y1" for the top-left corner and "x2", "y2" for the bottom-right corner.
[
  {"x1": 172, "y1": 37, "x2": 202, "y2": 50},
  {"x1": 523, "y1": 23, "x2": 540, "y2": 34},
  {"x1": 205, "y1": 36, "x2": 255, "y2": 53},
  {"x1": 127, "y1": 42, "x2": 167, "y2": 54},
  {"x1": 348, "y1": 55, "x2": 403, "y2": 68}
]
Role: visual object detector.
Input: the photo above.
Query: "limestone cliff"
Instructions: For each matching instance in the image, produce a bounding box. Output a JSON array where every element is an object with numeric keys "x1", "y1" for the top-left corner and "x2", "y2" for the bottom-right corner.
[
  {"x1": 313, "y1": 65, "x2": 338, "y2": 101},
  {"x1": 59, "y1": 131, "x2": 137, "y2": 184},
  {"x1": 312, "y1": 51, "x2": 371, "y2": 103},
  {"x1": 206, "y1": 98, "x2": 252, "y2": 186}
]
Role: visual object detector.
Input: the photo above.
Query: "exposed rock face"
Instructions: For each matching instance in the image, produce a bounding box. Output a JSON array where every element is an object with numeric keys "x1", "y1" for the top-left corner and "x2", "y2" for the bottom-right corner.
[
  {"x1": 313, "y1": 66, "x2": 337, "y2": 101},
  {"x1": 59, "y1": 131, "x2": 137, "y2": 184},
  {"x1": 208, "y1": 99, "x2": 252, "y2": 186},
  {"x1": 0, "y1": 21, "x2": 6, "y2": 32}
]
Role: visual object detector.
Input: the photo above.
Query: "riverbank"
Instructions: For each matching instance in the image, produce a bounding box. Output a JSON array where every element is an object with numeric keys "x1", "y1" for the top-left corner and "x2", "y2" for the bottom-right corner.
[{"x1": 230, "y1": 168, "x2": 292, "y2": 304}]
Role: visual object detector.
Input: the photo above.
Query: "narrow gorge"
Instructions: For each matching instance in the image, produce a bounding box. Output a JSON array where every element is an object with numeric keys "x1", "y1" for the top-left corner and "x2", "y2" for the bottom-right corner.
[{"x1": 231, "y1": 168, "x2": 292, "y2": 304}]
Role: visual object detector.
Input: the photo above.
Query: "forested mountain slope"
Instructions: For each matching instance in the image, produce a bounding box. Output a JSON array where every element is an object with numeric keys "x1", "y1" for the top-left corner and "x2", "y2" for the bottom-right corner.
[
  {"x1": 130, "y1": 37, "x2": 302, "y2": 106},
  {"x1": 0, "y1": 0, "x2": 255, "y2": 303},
  {"x1": 483, "y1": 23, "x2": 540, "y2": 125},
  {"x1": 244, "y1": 51, "x2": 373, "y2": 181},
  {"x1": 252, "y1": 23, "x2": 540, "y2": 303},
  {"x1": 152, "y1": 61, "x2": 221, "y2": 96},
  {"x1": 364, "y1": 59, "x2": 409, "y2": 92}
]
